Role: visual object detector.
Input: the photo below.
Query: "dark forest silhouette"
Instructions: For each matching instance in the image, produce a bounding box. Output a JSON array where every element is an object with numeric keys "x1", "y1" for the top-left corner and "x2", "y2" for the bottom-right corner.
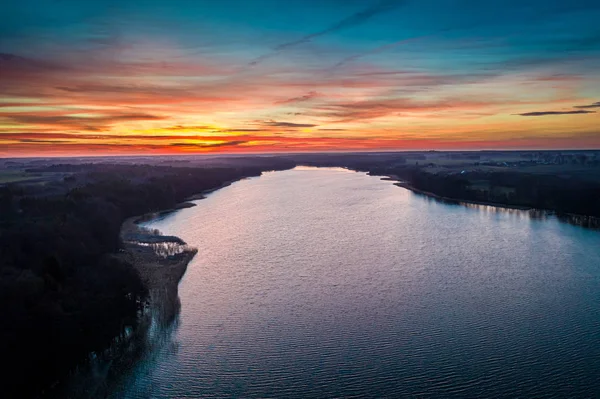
[{"x1": 0, "y1": 159, "x2": 295, "y2": 397}]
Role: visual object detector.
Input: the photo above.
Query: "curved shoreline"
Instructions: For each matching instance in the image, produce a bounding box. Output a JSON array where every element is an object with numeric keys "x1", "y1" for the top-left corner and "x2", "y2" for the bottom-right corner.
[
  {"x1": 392, "y1": 179, "x2": 531, "y2": 211},
  {"x1": 53, "y1": 176, "x2": 261, "y2": 398},
  {"x1": 378, "y1": 174, "x2": 533, "y2": 211},
  {"x1": 46, "y1": 205, "x2": 199, "y2": 398},
  {"x1": 380, "y1": 174, "x2": 600, "y2": 228},
  {"x1": 117, "y1": 178, "x2": 242, "y2": 291}
]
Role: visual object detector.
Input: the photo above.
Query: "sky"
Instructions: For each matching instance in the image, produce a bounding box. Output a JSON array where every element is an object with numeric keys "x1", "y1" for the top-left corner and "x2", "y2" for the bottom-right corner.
[{"x1": 1, "y1": 0, "x2": 600, "y2": 156}]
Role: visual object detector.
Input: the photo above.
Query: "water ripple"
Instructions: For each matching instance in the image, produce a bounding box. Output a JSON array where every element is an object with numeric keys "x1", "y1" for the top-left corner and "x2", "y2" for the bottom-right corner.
[{"x1": 112, "y1": 167, "x2": 600, "y2": 398}]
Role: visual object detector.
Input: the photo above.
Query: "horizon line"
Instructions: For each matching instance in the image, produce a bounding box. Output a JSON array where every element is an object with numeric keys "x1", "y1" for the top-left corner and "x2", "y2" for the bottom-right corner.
[{"x1": 2, "y1": 148, "x2": 600, "y2": 161}]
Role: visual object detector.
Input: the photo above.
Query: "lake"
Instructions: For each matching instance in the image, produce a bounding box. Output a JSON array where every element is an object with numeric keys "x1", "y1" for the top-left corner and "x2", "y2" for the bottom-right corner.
[{"x1": 111, "y1": 166, "x2": 600, "y2": 398}]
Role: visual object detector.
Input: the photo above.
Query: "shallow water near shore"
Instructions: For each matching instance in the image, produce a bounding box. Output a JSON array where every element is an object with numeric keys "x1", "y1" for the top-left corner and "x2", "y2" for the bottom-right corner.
[{"x1": 110, "y1": 166, "x2": 600, "y2": 398}]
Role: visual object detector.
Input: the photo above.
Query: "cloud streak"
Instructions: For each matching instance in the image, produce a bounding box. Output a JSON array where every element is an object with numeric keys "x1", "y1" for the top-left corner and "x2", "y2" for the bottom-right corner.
[
  {"x1": 261, "y1": 120, "x2": 318, "y2": 128},
  {"x1": 249, "y1": 0, "x2": 406, "y2": 66},
  {"x1": 168, "y1": 140, "x2": 248, "y2": 148},
  {"x1": 517, "y1": 110, "x2": 596, "y2": 116},
  {"x1": 315, "y1": 97, "x2": 496, "y2": 122},
  {"x1": 574, "y1": 101, "x2": 600, "y2": 109},
  {"x1": 275, "y1": 91, "x2": 320, "y2": 105},
  {"x1": 2, "y1": 113, "x2": 165, "y2": 131},
  {"x1": 330, "y1": 31, "x2": 445, "y2": 70}
]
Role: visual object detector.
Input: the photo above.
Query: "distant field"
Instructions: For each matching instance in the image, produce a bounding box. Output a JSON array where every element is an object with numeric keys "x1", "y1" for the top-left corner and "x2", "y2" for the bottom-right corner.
[
  {"x1": 418, "y1": 154, "x2": 600, "y2": 182},
  {"x1": 0, "y1": 171, "x2": 40, "y2": 184}
]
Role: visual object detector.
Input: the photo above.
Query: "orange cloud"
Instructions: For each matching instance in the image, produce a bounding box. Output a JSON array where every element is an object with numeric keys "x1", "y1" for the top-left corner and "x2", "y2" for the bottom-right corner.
[{"x1": 2, "y1": 41, "x2": 600, "y2": 156}]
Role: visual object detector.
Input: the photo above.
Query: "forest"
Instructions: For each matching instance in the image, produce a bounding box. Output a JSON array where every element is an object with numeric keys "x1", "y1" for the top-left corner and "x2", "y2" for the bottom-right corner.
[{"x1": 0, "y1": 158, "x2": 295, "y2": 397}]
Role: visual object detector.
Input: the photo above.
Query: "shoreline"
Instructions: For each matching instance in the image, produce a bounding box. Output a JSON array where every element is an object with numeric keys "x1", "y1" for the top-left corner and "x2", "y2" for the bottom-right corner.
[
  {"x1": 55, "y1": 214, "x2": 199, "y2": 398},
  {"x1": 380, "y1": 174, "x2": 600, "y2": 228},
  {"x1": 378, "y1": 173, "x2": 531, "y2": 211},
  {"x1": 391, "y1": 178, "x2": 532, "y2": 211},
  {"x1": 3, "y1": 162, "x2": 299, "y2": 398},
  {"x1": 185, "y1": 179, "x2": 237, "y2": 201},
  {"x1": 118, "y1": 176, "x2": 244, "y2": 292},
  {"x1": 53, "y1": 173, "x2": 278, "y2": 397}
]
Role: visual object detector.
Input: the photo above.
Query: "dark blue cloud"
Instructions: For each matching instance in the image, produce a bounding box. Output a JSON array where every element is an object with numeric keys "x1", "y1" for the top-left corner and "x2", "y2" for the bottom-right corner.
[
  {"x1": 518, "y1": 110, "x2": 595, "y2": 117},
  {"x1": 261, "y1": 121, "x2": 318, "y2": 128},
  {"x1": 574, "y1": 101, "x2": 600, "y2": 109},
  {"x1": 248, "y1": 0, "x2": 407, "y2": 66}
]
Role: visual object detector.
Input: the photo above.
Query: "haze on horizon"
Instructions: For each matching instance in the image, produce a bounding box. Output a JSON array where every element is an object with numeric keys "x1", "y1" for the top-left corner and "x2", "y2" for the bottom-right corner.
[{"x1": 1, "y1": 0, "x2": 600, "y2": 157}]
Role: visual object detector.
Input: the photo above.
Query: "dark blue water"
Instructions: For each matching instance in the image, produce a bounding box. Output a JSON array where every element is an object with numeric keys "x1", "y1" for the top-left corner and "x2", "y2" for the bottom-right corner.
[{"x1": 113, "y1": 167, "x2": 600, "y2": 398}]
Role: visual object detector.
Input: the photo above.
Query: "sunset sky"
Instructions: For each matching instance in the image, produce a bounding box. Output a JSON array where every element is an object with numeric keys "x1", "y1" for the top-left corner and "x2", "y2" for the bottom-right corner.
[{"x1": 1, "y1": 0, "x2": 600, "y2": 156}]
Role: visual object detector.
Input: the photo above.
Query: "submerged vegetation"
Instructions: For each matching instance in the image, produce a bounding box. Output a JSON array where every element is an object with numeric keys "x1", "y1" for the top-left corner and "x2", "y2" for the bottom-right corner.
[{"x1": 0, "y1": 158, "x2": 295, "y2": 397}]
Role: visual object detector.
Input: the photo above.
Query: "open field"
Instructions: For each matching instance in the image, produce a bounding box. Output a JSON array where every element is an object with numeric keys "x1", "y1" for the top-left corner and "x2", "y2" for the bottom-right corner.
[{"x1": 0, "y1": 171, "x2": 41, "y2": 184}]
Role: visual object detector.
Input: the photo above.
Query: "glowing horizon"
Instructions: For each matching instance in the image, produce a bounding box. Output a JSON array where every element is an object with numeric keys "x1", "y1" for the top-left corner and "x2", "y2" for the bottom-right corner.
[{"x1": 2, "y1": 0, "x2": 600, "y2": 156}]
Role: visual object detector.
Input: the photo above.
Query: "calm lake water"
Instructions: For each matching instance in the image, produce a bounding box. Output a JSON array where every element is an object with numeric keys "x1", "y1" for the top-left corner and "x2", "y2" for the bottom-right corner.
[{"x1": 113, "y1": 167, "x2": 600, "y2": 398}]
